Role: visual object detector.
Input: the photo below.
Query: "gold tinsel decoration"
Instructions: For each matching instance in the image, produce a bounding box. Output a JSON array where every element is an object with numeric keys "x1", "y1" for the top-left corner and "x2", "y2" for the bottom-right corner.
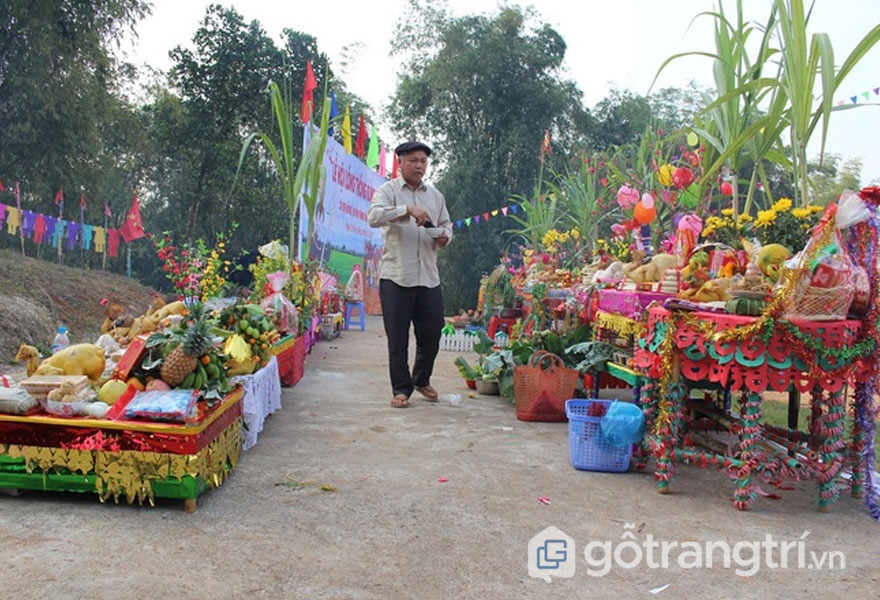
[
  {"x1": 4, "y1": 419, "x2": 242, "y2": 505},
  {"x1": 595, "y1": 311, "x2": 646, "y2": 337}
]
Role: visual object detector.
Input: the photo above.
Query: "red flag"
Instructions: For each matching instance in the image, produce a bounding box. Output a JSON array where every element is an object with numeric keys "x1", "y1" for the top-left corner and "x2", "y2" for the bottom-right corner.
[
  {"x1": 300, "y1": 59, "x2": 317, "y2": 123},
  {"x1": 120, "y1": 195, "x2": 145, "y2": 243},
  {"x1": 104, "y1": 203, "x2": 112, "y2": 218},
  {"x1": 0, "y1": 179, "x2": 4, "y2": 192},
  {"x1": 391, "y1": 153, "x2": 399, "y2": 178},
  {"x1": 355, "y1": 114, "x2": 367, "y2": 158},
  {"x1": 55, "y1": 188, "x2": 64, "y2": 207},
  {"x1": 80, "y1": 193, "x2": 86, "y2": 211}
]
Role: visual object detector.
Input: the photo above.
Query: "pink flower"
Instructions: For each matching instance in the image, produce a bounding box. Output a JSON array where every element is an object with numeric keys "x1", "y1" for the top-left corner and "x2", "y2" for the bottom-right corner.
[
  {"x1": 611, "y1": 223, "x2": 627, "y2": 238},
  {"x1": 617, "y1": 185, "x2": 639, "y2": 209}
]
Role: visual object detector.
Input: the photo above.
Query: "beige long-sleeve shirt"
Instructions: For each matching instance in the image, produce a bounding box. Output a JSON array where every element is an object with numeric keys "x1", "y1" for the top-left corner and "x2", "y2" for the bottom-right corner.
[{"x1": 367, "y1": 177, "x2": 453, "y2": 288}]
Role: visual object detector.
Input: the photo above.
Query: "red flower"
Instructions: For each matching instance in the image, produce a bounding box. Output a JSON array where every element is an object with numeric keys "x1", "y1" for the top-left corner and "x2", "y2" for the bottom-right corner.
[{"x1": 672, "y1": 166, "x2": 694, "y2": 189}]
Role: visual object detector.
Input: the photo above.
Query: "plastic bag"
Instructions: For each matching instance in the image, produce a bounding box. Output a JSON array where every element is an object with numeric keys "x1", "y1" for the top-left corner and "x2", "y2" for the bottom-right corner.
[
  {"x1": 258, "y1": 240, "x2": 289, "y2": 262},
  {"x1": 600, "y1": 400, "x2": 645, "y2": 447},
  {"x1": 344, "y1": 265, "x2": 364, "y2": 302},
  {"x1": 124, "y1": 389, "x2": 199, "y2": 423},
  {"x1": 260, "y1": 271, "x2": 298, "y2": 334},
  {"x1": 0, "y1": 387, "x2": 37, "y2": 415}
]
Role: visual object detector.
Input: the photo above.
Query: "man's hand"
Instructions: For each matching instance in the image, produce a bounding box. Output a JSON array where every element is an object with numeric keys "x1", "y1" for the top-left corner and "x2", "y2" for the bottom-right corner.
[
  {"x1": 434, "y1": 233, "x2": 449, "y2": 248},
  {"x1": 407, "y1": 204, "x2": 430, "y2": 226}
]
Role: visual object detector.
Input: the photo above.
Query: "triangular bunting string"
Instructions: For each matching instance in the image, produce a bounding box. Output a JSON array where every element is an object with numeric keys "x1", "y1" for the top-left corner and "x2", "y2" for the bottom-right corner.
[
  {"x1": 501, "y1": 206, "x2": 508, "y2": 216},
  {"x1": 474, "y1": 215, "x2": 481, "y2": 224}
]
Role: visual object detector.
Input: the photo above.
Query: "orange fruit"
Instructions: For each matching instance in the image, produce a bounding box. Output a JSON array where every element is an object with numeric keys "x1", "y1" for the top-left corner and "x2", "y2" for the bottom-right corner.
[
  {"x1": 200, "y1": 355, "x2": 211, "y2": 365},
  {"x1": 126, "y1": 377, "x2": 145, "y2": 391}
]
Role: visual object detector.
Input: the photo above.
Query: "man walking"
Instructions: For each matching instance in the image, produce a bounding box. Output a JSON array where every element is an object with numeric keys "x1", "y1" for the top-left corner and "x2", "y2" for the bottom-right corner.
[{"x1": 367, "y1": 141, "x2": 453, "y2": 408}]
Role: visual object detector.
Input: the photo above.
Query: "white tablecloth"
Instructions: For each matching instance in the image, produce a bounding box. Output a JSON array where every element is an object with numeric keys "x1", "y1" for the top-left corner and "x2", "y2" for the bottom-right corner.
[{"x1": 231, "y1": 355, "x2": 282, "y2": 451}]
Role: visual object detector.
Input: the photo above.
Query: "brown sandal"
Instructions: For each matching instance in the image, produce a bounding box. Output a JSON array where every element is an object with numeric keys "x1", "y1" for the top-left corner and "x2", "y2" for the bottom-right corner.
[
  {"x1": 416, "y1": 386, "x2": 439, "y2": 401},
  {"x1": 391, "y1": 394, "x2": 410, "y2": 408}
]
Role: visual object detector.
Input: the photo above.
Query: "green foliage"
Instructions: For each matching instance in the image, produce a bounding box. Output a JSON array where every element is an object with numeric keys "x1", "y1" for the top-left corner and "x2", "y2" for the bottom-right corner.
[{"x1": 389, "y1": 2, "x2": 591, "y2": 312}]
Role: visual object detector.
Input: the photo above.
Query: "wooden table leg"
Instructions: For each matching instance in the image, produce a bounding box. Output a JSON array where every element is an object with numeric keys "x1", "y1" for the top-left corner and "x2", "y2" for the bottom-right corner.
[
  {"x1": 636, "y1": 379, "x2": 657, "y2": 471},
  {"x1": 733, "y1": 392, "x2": 763, "y2": 511},
  {"x1": 184, "y1": 498, "x2": 197, "y2": 513},
  {"x1": 787, "y1": 388, "x2": 800, "y2": 431},
  {"x1": 654, "y1": 382, "x2": 687, "y2": 494},
  {"x1": 850, "y1": 381, "x2": 867, "y2": 498},
  {"x1": 817, "y1": 387, "x2": 846, "y2": 512}
]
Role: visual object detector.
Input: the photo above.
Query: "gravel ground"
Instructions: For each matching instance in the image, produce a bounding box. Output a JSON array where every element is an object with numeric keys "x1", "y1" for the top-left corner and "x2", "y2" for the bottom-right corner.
[{"x1": 2, "y1": 315, "x2": 879, "y2": 599}]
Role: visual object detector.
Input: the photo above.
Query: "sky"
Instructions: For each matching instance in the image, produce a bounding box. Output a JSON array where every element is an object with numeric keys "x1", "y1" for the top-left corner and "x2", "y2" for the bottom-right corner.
[{"x1": 121, "y1": 0, "x2": 880, "y2": 184}]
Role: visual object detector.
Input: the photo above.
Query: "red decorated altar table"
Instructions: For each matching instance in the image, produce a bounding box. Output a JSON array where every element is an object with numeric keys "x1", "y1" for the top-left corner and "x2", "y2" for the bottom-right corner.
[
  {"x1": 634, "y1": 306, "x2": 873, "y2": 514},
  {"x1": 0, "y1": 388, "x2": 243, "y2": 512}
]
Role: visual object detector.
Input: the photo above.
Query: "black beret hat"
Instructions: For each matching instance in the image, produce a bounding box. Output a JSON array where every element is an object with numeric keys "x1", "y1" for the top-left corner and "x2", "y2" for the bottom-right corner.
[{"x1": 394, "y1": 141, "x2": 432, "y2": 157}]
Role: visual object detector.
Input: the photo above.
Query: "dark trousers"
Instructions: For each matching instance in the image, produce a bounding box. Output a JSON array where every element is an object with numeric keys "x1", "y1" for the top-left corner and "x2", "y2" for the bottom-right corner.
[{"x1": 379, "y1": 279, "x2": 444, "y2": 397}]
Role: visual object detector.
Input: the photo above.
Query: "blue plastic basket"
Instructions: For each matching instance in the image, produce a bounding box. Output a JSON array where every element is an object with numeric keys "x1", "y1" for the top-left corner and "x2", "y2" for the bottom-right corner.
[{"x1": 565, "y1": 399, "x2": 632, "y2": 473}]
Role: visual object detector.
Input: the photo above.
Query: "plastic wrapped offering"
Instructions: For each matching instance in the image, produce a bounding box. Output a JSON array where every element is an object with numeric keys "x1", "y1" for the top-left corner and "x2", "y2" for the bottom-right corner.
[
  {"x1": 124, "y1": 389, "x2": 200, "y2": 423},
  {"x1": 260, "y1": 271, "x2": 298, "y2": 334}
]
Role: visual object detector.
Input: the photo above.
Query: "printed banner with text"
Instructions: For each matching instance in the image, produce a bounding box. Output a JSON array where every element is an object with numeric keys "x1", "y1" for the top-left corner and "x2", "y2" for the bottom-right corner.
[{"x1": 299, "y1": 127, "x2": 385, "y2": 315}]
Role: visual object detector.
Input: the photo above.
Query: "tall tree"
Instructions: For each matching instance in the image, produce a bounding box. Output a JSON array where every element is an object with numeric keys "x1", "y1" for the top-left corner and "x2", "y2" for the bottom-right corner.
[
  {"x1": 0, "y1": 0, "x2": 149, "y2": 244},
  {"x1": 389, "y1": 2, "x2": 591, "y2": 311}
]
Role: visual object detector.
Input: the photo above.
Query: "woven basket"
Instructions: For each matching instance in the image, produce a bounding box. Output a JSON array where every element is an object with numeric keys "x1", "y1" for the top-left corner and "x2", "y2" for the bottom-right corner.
[
  {"x1": 784, "y1": 283, "x2": 854, "y2": 321},
  {"x1": 513, "y1": 351, "x2": 579, "y2": 422}
]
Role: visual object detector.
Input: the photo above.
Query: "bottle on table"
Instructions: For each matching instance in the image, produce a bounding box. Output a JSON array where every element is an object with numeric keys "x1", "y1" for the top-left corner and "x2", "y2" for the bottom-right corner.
[{"x1": 51, "y1": 326, "x2": 70, "y2": 354}]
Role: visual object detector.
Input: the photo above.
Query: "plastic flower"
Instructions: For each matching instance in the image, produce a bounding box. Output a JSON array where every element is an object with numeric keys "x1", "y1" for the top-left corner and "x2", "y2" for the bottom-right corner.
[
  {"x1": 672, "y1": 166, "x2": 694, "y2": 189},
  {"x1": 771, "y1": 197, "x2": 793, "y2": 212},
  {"x1": 755, "y1": 209, "x2": 778, "y2": 228},
  {"x1": 616, "y1": 185, "x2": 639, "y2": 209},
  {"x1": 658, "y1": 164, "x2": 675, "y2": 187}
]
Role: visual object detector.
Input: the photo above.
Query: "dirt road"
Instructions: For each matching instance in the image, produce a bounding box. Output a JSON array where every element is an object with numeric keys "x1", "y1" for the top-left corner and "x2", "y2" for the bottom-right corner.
[{"x1": 2, "y1": 315, "x2": 878, "y2": 599}]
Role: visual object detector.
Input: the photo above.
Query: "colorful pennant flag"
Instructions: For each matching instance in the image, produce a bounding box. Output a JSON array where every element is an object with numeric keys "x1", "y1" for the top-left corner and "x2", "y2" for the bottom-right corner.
[
  {"x1": 54, "y1": 188, "x2": 63, "y2": 207},
  {"x1": 342, "y1": 104, "x2": 352, "y2": 154},
  {"x1": 328, "y1": 91, "x2": 340, "y2": 136},
  {"x1": 355, "y1": 114, "x2": 367, "y2": 158},
  {"x1": 379, "y1": 143, "x2": 387, "y2": 177},
  {"x1": 367, "y1": 127, "x2": 379, "y2": 169},
  {"x1": 300, "y1": 59, "x2": 317, "y2": 123},
  {"x1": 391, "y1": 153, "x2": 399, "y2": 178}
]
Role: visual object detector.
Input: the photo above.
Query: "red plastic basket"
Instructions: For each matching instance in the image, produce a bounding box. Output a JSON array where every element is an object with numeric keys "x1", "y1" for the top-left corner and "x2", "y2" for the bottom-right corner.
[{"x1": 513, "y1": 351, "x2": 579, "y2": 422}]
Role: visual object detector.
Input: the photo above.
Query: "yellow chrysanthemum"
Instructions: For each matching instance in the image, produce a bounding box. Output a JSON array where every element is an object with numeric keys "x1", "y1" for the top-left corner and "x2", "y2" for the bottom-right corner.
[
  {"x1": 771, "y1": 197, "x2": 792, "y2": 212},
  {"x1": 570, "y1": 229, "x2": 580, "y2": 240},
  {"x1": 755, "y1": 209, "x2": 778, "y2": 227},
  {"x1": 791, "y1": 207, "x2": 811, "y2": 219},
  {"x1": 721, "y1": 208, "x2": 733, "y2": 217},
  {"x1": 658, "y1": 164, "x2": 675, "y2": 187},
  {"x1": 808, "y1": 205, "x2": 824, "y2": 214},
  {"x1": 737, "y1": 213, "x2": 753, "y2": 223}
]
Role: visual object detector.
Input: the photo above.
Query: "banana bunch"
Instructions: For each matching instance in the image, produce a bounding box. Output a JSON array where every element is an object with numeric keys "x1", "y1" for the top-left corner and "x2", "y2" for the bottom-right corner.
[{"x1": 179, "y1": 351, "x2": 229, "y2": 393}]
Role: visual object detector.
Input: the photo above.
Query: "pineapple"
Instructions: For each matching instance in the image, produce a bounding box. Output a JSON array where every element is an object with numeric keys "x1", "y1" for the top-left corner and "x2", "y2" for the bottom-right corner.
[{"x1": 160, "y1": 314, "x2": 212, "y2": 387}]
